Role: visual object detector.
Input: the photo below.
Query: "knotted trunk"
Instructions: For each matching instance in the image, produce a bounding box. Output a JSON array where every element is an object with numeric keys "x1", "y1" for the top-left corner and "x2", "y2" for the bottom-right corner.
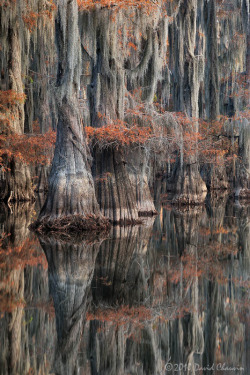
[
  {"x1": 39, "y1": 99, "x2": 99, "y2": 219},
  {"x1": 36, "y1": 0, "x2": 102, "y2": 228}
]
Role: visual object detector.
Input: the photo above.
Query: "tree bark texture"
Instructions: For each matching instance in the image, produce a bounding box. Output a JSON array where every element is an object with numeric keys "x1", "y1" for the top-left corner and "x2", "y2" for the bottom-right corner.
[{"x1": 39, "y1": 0, "x2": 100, "y2": 221}]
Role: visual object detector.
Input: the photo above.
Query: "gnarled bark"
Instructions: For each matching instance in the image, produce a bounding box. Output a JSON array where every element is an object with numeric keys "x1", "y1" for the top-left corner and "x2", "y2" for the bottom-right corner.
[
  {"x1": 36, "y1": 0, "x2": 102, "y2": 228},
  {"x1": 93, "y1": 147, "x2": 139, "y2": 224}
]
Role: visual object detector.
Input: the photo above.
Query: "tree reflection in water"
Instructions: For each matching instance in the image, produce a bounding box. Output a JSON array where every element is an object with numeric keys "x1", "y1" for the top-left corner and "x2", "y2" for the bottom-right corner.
[
  {"x1": 0, "y1": 198, "x2": 249, "y2": 374},
  {"x1": 40, "y1": 235, "x2": 102, "y2": 375}
]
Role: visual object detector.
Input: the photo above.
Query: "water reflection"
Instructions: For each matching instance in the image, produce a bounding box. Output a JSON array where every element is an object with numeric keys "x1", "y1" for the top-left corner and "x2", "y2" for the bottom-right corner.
[
  {"x1": 40, "y1": 236, "x2": 102, "y2": 375},
  {"x1": 0, "y1": 198, "x2": 249, "y2": 374},
  {"x1": 0, "y1": 203, "x2": 54, "y2": 375}
]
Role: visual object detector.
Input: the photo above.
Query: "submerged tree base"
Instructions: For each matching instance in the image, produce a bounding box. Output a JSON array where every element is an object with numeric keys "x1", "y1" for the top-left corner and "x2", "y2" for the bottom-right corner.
[
  {"x1": 112, "y1": 218, "x2": 143, "y2": 226},
  {"x1": 30, "y1": 212, "x2": 157, "y2": 235},
  {"x1": 30, "y1": 214, "x2": 111, "y2": 234},
  {"x1": 238, "y1": 188, "x2": 250, "y2": 201},
  {"x1": 138, "y1": 210, "x2": 158, "y2": 217},
  {"x1": 171, "y1": 193, "x2": 207, "y2": 206}
]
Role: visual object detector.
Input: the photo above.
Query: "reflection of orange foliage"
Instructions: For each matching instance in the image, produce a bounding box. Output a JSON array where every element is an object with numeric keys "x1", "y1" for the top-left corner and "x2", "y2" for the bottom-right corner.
[
  {"x1": 199, "y1": 226, "x2": 236, "y2": 236},
  {"x1": 232, "y1": 278, "x2": 250, "y2": 289},
  {"x1": 216, "y1": 0, "x2": 241, "y2": 19},
  {"x1": 168, "y1": 242, "x2": 238, "y2": 286},
  {"x1": 87, "y1": 305, "x2": 152, "y2": 327},
  {"x1": 0, "y1": 291, "x2": 25, "y2": 313},
  {"x1": 30, "y1": 300, "x2": 55, "y2": 319},
  {"x1": 95, "y1": 172, "x2": 113, "y2": 183},
  {"x1": 0, "y1": 235, "x2": 48, "y2": 313},
  {"x1": 87, "y1": 302, "x2": 194, "y2": 331},
  {"x1": 0, "y1": 236, "x2": 48, "y2": 272}
]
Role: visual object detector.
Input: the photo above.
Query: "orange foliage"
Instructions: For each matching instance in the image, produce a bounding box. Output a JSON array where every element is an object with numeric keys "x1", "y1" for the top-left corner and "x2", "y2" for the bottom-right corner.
[
  {"x1": 0, "y1": 89, "x2": 26, "y2": 129},
  {"x1": 85, "y1": 119, "x2": 152, "y2": 148},
  {"x1": 172, "y1": 112, "x2": 236, "y2": 164},
  {"x1": 128, "y1": 41, "x2": 137, "y2": 51},
  {"x1": 0, "y1": 129, "x2": 56, "y2": 168},
  {"x1": 22, "y1": 1, "x2": 56, "y2": 32},
  {"x1": 85, "y1": 105, "x2": 235, "y2": 165},
  {"x1": 198, "y1": 116, "x2": 237, "y2": 164},
  {"x1": 0, "y1": 89, "x2": 26, "y2": 109},
  {"x1": 221, "y1": 72, "x2": 249, "y2": 106},
  {"x1": 0, "y1": 0, "x2": 16, "y2": 6},
  {"x1": 22, "y1": 11, "x2": 40, "y2": 32},
  {"x1": 77, "y1": 0, "x2": 164, "y2": 13},
  {"x1": 0, "y1": 90, "x2": 56, "y2": 167}
]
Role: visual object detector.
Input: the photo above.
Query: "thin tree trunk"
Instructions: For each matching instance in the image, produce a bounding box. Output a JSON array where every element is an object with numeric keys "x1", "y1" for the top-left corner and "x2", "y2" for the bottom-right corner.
[
  {"x1": 171, "y1": 0, "x2": 207, "y2": 204},
  {"x1": 204, "y1": 0, "x2": 228, "y2": 191}
]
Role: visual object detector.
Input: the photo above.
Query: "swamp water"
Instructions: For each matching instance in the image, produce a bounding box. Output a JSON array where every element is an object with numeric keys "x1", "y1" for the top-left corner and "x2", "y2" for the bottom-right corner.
[{"x1": 0, "y1": 195, "x2": 249, "y2": 374}]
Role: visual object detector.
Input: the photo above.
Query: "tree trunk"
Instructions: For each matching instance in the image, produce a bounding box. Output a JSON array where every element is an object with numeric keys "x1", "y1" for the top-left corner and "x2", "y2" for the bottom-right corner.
[
  {"x1": 39, "y1": 99, "x2": 100, "y2": 219},
  {"x1": 37, "y1": 0, "x2": 102, "y2": 226},
  {"x1": 0, "y1": 4, "x2": 34, "y2": 202},
  {"x1": 170, "y1": 0, "x2": 207, "y2": 204},
  {"x1": 125, "y1": 148, "x2": 157, "y2": 216},
  {"x1": 93, "y1": 147, "x2": 139, "y2": 224},
  {"x1": 204, "y1": 0, "x2": 228, "y2": 191},
  {"x1": 80, "y1": 8, "x2": 166, "y2": 221}
]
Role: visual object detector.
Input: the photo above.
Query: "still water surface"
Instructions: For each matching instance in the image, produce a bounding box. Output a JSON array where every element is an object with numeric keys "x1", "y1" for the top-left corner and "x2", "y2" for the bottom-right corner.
[{"x1": 0, "y1": 195, "x2": 249, "y2": 374}]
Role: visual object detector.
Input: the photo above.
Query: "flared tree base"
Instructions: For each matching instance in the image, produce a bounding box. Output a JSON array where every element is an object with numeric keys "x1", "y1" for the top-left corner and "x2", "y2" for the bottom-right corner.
[
  {"x1": 171, "y1": 163, "x2": 207, "y2": 205},
  {"x1": 0, "y1": 158, "x2": 35, "y2": 202},
  {"x1": 30, "y1": 214, "x2": 110, "y2": 235}
]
